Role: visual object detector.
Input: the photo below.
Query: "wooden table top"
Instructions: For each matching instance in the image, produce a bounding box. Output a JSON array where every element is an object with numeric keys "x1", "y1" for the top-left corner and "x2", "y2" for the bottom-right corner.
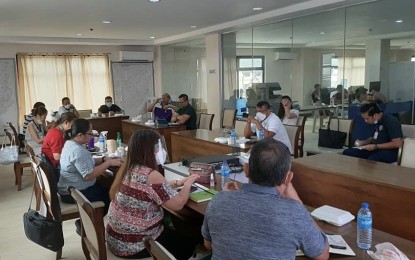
[
  {"x1": 292, "y1": 153, "x2": 415, "y2": 192},
  {"x1": 122, "y1": 119, "x2": 185, "y2": 130}
]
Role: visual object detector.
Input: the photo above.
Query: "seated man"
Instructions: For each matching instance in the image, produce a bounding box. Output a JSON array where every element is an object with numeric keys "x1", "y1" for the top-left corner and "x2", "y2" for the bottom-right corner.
[
  {"x1": 244, "y1": 100, "x2": 293, "y2": 154},
  {"x1": 343, "y1": 103, "x2": 403, "y2": 163},
  {"x1": 146, "y1": 93, "x2": 175, "y2": 121},
  {"x1": 98, "y1": 96, "x2": 122, "y2": 117},
  {"x1": 171, "y1": 94, "x2": 197, "y2": 130},
  {"x1": 202, "y1": 139, "x2": 329, "y2": 259},
  {"x1": 58, "y1": 97, "x2": 80, "y2": 118},
  {"x1": 352, "y1": 87, "x2": 368, "y2": 105}
]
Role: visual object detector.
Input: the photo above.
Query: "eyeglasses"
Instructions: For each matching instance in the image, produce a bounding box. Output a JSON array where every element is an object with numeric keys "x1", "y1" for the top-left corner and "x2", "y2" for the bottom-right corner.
[{"x1": 85, "y1": 131, "x2": 93, "y2": 136}]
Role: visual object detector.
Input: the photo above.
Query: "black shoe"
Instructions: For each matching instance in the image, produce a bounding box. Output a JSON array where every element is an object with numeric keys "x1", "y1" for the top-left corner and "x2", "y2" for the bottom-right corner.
[{"x1": 75, "y1": 219, "x2": 81, "y2": 236}]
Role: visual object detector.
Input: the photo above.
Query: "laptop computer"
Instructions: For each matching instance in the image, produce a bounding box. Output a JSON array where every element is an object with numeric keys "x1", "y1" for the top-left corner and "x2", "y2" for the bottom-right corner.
[{"x1": 157, "y1": 118, "x2": 169, "y2": 126}]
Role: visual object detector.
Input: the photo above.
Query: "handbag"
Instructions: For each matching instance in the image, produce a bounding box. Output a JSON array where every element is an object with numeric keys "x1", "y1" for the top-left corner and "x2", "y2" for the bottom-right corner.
[
  {"x1": 23, "y1": 164, "x2": 64, "y2": 252},
  {"x1": 318, "y1": 118, "x2": 347, "y2": 149},
  {"x1": 0, "y1": 135, "x2": 19, "y2": 165},
  {"x1": 188, "y1": 162, "x2": 215, "y2": 184}
]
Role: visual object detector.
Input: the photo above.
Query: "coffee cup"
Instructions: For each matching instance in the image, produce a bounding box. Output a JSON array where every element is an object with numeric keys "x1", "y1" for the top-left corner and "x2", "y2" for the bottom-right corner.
[
  {"x1": 116, "y1": 147, "x2": 126, "y2": 157},
  {"x1": 106, "y1": 139, "x2": 116, "y2": 154}
]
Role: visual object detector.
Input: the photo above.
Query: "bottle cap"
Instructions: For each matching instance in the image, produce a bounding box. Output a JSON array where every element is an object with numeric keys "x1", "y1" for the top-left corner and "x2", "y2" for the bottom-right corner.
[{"x1": 361, "y1": 202, "x2": 369, "y2": 209}]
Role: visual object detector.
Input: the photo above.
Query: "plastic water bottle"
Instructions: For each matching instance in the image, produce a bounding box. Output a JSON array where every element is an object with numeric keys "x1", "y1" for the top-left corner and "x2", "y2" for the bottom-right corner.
[
  {"x1": 220, "y1": 160, "x2": 230, "y2": 189},
  {"x1": 230, "y1": 130, "x2": 237, "y2": 145},
  {"x1": 98, "y1": 133, "x2": 105, "y2": 152},
  {"x1": 257, "y1": 129, "x2": 265, "y2": 140},
  {"x1": 116, "y1": 132, "x2": 122, "y2": 148},
  {"x1": 357, "y1": 202, "x2": 372, "y2": 250}
]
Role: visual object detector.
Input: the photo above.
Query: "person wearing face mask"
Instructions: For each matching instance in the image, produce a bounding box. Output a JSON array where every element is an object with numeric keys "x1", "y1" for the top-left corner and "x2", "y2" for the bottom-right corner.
[
  {"x1": 98, "y1": 96, "x2": 122, "y2": 117},
  {"x1": 146, "y1": 93, "x2": 175, "y2": 121},
  {"x1": 106, "y1": 129, "x2": 199, "y2": 259},
  {"x1": 342, "y1": 103, "x2": 403, "y2": 163},
  {"x1": 171, "y1": 94, "x2": 197, "y2": 130},
  {"x1": 244, "y1": 101, "x2": 293, "y2": 154},
  {"x1": 25, "y1": 106, "x2": 48, "y2": 155},
  {"x1": 58, "y1": 97, "x2": 80, "y2": 118},
  {"x1": 41, "y1": 112, "x2": 78, "y2": 181}
]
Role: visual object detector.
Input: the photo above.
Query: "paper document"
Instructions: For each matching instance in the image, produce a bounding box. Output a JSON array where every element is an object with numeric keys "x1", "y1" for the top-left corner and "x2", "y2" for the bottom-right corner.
[{"x1": 296, "y1": 234, "x2": 355, "y2": 256}]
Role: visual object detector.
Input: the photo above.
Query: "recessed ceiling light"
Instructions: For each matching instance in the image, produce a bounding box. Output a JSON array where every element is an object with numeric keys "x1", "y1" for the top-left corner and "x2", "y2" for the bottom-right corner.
[
  {"x1": 320, "y1": 32, "x2": 326, "y2": 35},
  {"x1": 150, "y1": 36, "x2": 156, "y2": 39},
  {"x1": 76, "y1": 33, "x2": 83, "y2": 36},
  {"x1": 253, "y1": 7, "x2": 263, "y2": 11},
  {"x1": 102, "y1": 20, "x2": 112, "y2": 24},
  {"x1": 148, "y1": 0, "x2": 160, "y2": 2},
  {"x1": 395, "y1": 20, "x2": 403, "y2": 23},
  {"x1": 380, "y1": 19, "x2": 388, "y2": 22},
  {"x1": 190, "y1": 25, "x2": 197, "y2": 29}
]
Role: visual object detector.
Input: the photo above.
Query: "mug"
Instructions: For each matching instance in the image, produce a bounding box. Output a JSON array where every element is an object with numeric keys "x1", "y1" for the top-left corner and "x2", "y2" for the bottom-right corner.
[{"x1": 116, "y1": 147, "x2": 125, "y2": 157}]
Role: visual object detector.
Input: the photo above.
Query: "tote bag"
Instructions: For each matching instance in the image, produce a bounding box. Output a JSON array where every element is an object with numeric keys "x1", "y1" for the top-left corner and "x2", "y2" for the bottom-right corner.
[
  {"x1": 0, "y1": 135, "x2": 19, "y2": 165},
  {"x1": 318, "y1": 118, "x2": 347, "y2": 149}
]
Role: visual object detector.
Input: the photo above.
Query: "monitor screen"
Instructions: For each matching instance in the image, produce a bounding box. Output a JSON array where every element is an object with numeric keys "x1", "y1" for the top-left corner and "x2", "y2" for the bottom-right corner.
[{"x1": 369, "y1": 81, "x2": 381, "y2": 92}]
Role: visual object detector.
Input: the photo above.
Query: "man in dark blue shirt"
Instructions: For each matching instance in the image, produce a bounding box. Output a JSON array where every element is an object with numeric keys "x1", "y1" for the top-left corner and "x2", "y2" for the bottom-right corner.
[
  {"x1": 343, "y1": 103, "x2": 403, "y2": 163},
  {"x1": 172, "y1": 94, "x2": 197, "y2": 130},
  {"x1": 98, "y1": 96, "x2": 122, "y2": 117}
]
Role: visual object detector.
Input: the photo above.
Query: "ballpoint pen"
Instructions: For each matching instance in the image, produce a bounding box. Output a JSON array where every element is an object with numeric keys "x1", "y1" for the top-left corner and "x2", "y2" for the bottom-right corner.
[{"x1": 330, "y1": 244, "x2": 347, "y2": 250}]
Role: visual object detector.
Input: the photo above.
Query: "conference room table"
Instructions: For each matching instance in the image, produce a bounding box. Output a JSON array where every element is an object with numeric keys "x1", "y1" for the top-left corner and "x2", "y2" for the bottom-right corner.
[
  {"x1": 170, "y1": 129, "x2": 253, "y2": 162},
  {"x1": 300, "y1": 104, "x2": 348, "y2": 132},
  {"x1": 121, "y1": 119, "x2": 186, "y2": 161},
  {"x1": 87, "y1": 115, "x2": 129, "y2": 139},
  {"x1": 163, "y1": 162, "x2": 415, "y2": 259},
  {"x1": 291, "y1": 153, "x2": 415, "y2": 242}
]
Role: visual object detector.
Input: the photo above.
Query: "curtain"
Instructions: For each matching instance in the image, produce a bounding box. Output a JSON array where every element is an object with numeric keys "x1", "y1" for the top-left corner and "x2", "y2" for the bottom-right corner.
[
  {"x1": 196, "y1": 57, "x2": 207, "y2": 110},
  {"x1": 16, "y1": 53, "x2": 112, "y2": 124},
  {"x1": 338, "y1": 57, "x2": 365, "y2": 87}
]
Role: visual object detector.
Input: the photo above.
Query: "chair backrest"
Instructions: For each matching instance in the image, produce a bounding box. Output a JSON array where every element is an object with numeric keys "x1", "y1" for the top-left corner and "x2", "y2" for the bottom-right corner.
[
  {"x1": 143, "y1": 236, "x2": 176, "y2": 260},
  {"x1": 78, "y1": 109, "x2": 93, "y2": 118},
  {"x1": 329, "y1": 117, "x2": 355, "y2": 147},
  {"x1": 398, "y1": 138, "x2": 415, "y2": 168},
  {"x1": 283, "y1": 125, "x2": 301, "y2": 158},
  {"x1": 69, "y1": 187, "x2": 107, "y2": 260},
  {"x1": 4, "y1": 129, "x2": 13, "y2": 144},
  {"x1": 196, "y1": 112, "x2": 202, "y2": 129},
  {"x1": 401, "y1": 124, "x2": 415, "y2": 139},
  {"x1": 296, "y1": 116, "x2": 306, "y2": 140},
  {"x1": 234, "y1": 120, "x2": 246, "y2": 137},
  {"x1": 7, "y1": 123, "x2": 20, "y2": 146},
  {"x1": 198, "y1": 113, "x2": 215, "y2": 130},
  {"x1": 222, "y1": 109, "x2": 237, "y2": 129},
  {"x1": 25, "y1": 141, "x2": 36, "y2": 160}
]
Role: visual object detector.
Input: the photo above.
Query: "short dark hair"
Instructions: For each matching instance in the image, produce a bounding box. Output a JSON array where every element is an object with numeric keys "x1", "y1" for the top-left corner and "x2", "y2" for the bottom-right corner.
[
  {"x1": 105, "y1": 96, "x2": 112, "y2": 100},
  {"x1": 68, "y1": 118, "x2": 90, "y2": 139},
  {"x1": 355, "y1": 87, "x2": 367, "y2": 100},
  {"x1": 31, "y1": 106, "x2": 48, "y2": 116},
  {"x1": 360, "y1": 103, "x2": 381, "y2": 116},
  {"x1": 281, "y1": 95, "x2": 292, "y2": 102},
  {"x1": 178, "y1": 94, "x2": 188, "y2": 101},
  {"x1": 256, "y1": 101, "x2": 271, "y2": 109},
  {"x1": 33, "y1": 102, "x2": 45, "y2": 109},
  {"x1": 162, "y1": 93, "x2": 171, "y2": 99},
  {"x1": 53, "y1": 112, "x2": 78, "y2": 127},
  {"x1": 248, "y1": 139, "x2": 291, "y2": 187},
  {"x1": 62, "y1": 97, "x2": 70, "y2": 103}
]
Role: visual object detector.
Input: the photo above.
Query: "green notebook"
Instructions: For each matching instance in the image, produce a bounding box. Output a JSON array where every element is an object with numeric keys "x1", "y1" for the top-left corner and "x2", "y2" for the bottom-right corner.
[{"x1": 189, "y1": 189, "x2": 219, "y2": 203}]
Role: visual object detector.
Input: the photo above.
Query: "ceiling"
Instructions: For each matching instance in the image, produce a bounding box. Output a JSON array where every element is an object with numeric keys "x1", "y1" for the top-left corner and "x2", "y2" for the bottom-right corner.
[{"x1": 0, "y1": 0, "x2": 371, "y2": 46}]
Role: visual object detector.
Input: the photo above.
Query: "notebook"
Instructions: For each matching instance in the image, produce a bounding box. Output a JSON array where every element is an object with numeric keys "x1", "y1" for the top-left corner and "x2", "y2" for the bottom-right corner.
[{"x1": 189, "y1": 184, "x2": 219, "y2": 203}]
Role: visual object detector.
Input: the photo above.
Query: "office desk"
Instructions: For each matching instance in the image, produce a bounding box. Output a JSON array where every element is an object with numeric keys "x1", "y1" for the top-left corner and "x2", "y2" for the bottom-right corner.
[
  {"x1": 300, "y1": 105, "x2": 347, "y2": 132},
  {"x1": 121, "y1": 120, "x2": 186, "y2": 161},
  {"x1": 163, "y1": 162, "x2": 415, "y2": 259},
  {"x1": 291, "y1": 153, "x2": 415, "y2": 241},
  {"x1": 170, "y1": 129, "x2": 252, "y2": 162},
  {"x1": 87, "y1": 116, "x2": 129, "y2": 139}
]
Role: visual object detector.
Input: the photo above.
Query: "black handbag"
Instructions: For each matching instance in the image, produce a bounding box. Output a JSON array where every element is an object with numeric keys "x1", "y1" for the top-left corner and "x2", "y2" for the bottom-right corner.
[
  {"x1": 318, "y1": 118, "x2": 347, "y2": 149},
  {"x1": 23, "y1": 164, "x2": 64, "y2": 252}
]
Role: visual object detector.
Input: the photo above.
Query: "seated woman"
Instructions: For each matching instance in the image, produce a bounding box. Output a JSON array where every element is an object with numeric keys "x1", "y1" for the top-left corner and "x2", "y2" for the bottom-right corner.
[
  {"x1": 106, "y1": 129, "x2": 199, "y2": 259},
  {"x1": 25, "y1": 106, "x2": 48, "y2": 155},
  {"x1": 58, "y1": 118, "x2": 121, "y2": 212},
  {"x1": 41, "y1": 112, "x2": 78, "y2": 180},
  {"x1": 146, "y1": 93, "x2": 175, "y2": 121},
  {"x1": 278, "y1": 95, "x2": 299, "y2": 125}
]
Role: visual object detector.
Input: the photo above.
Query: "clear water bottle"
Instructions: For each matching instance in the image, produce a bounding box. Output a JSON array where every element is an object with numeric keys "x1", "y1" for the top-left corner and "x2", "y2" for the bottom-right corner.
[
  {"x1": 116, "y1": 132, "x2": 122, "y2": 148},
  {"x1": 257, "y1": 129, "x2": 265, "y2": 140},
  {"x1": 357, "y1": 202, "x2": 372, "y2": 250},
  {"x1": 230, "y1": 130, "x2": 237, "y2": 145},
  {"x1": 220, "y1": 160, "x2": 230, "y2": 189},
  {"x1": 98, "y1": 132, "x2": 106, "y2": 153}
]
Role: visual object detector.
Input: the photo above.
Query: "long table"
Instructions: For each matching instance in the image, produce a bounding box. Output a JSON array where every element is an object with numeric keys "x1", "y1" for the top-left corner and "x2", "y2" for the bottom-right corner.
[
  {"x1": 163, "y1": 162, "x2": 415, "y2": 259},
  {"x1": 121, "y1": 120, "x2": 186, "y2": 161},
  {"x1": 291, "y1": 153, "x2": 415, "y2": 242},
  {"x1": 170, "y1": 129, "x2": 252, "y2": 162},
  {"x1": 87, "y1": 115, "x2": 129, "y2": 139}
]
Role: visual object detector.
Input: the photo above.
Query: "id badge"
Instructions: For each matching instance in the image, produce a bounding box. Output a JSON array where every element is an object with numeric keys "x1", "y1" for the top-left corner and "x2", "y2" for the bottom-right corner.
[{"x1": 374, "y1": 131, "x2": 378, "y2": 140}]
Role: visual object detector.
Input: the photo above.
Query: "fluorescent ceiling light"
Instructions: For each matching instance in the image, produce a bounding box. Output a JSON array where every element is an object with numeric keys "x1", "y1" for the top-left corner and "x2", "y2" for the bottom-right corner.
[
  {"x1": 150, "y1": 36, "x2": 156, "y2": 39},
  {"x1": 253, "y1": 7, "x2": 263, "y2": 11},
  {"x1": 190, "y1": 25, "x2": 197, "y2": 28},
  {"x1": 148, "y1": 0, "x2": 160, "y2": 2},
  {"x1": 102, "y1": 20, "x2": 112, "y2": 24},
  {"x1": 320, "y1": 32, "x2": 325, "y2": 35},
  {"x1": 76, "y1": 33, "x2": 83, "y2": 36},
  {"x1": 395, "y1": 20, "x2": 403, "y2": 23},
  {"x1": 411, "y1": 55, "x2": 415, "y2": 62}
]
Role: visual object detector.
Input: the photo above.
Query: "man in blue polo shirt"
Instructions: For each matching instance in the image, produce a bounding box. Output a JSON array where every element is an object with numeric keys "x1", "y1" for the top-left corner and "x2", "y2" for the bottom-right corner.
[
  {"x1": 343, "y1": 103, "x2": 403, "y2": 163},
  {"x1": 201, "y1": 139, "x2": 329, "y2": 260}
]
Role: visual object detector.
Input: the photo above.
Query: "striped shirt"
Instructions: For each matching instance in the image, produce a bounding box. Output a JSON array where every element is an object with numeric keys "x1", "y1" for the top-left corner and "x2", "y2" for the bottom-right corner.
[
  {"x1": 106, "y1": 165, "x2": 177, "y2": 256},
  {"x1": 22, "y1": 114, "x2": 34, "y2": 135}
]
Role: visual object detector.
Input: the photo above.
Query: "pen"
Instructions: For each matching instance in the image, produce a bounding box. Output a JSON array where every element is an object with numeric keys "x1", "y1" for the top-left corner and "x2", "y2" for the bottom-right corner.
[
  {"x1": 330, "y1": 244, "x2": 347, "y2": 250},
  {"x1": 192, "y1": 183, "x2": 217, "y2": 196}
]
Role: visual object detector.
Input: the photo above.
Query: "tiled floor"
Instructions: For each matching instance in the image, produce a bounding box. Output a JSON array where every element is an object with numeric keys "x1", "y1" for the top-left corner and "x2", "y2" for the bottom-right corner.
[{"x1": 0, "y1": 118, "x2": 321, "y2": 260}]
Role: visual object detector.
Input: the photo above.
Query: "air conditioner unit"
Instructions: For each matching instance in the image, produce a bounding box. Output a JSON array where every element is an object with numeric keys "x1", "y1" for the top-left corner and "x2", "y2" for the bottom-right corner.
[
  {"x1": 119, "y1": 51, "x2": 154, "y2": 61},
  {"x1": 274, "y1": 52, "x2": 297, "y2": 61}
]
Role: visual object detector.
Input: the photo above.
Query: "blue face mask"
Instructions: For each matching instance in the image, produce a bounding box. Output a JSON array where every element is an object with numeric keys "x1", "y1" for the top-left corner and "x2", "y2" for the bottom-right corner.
[{"x1": 106, "y1": 102, "x2": 112, "y2": 108}]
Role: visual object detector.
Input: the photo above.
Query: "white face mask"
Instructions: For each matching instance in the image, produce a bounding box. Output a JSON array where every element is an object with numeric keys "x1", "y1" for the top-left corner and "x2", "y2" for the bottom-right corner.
[
  {"x1": 256, "y1": 112, "x2": 266, "y2": 122},
  {"x1": 154, "y1": 139, "x2": 167, "y2": 165},
  {"x1": 106, "y1": 102, "x2": 112, "y2": 108},
  {"x1": 64, "y1": 104, "x2": 71, "y2": 109},
  {"x1": 36, "y1": 120, "x2": 43, "y2": 125}
]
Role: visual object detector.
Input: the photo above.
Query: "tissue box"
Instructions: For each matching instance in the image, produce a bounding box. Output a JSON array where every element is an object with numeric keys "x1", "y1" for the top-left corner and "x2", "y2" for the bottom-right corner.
[{"x1": 311, "y1": 205, "x2": 355, "y2": 226}]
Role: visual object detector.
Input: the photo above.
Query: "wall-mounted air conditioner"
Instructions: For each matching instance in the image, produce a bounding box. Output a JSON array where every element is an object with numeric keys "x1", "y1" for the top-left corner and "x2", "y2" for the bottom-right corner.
[
  {"x1": 274, "y1": 52, "x2": 297, "y2": 61},
  {"x1": 119, "y1": 51, "x2": 154, "y2": 61}
]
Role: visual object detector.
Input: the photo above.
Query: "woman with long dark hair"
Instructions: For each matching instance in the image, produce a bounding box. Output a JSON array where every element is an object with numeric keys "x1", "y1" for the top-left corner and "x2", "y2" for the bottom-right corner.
[
  {"x1": 106, "y1": 129, "x2": 199, "y2": 259},
  {"x1": 25, "y1": 106, "x2": 48, "y2": 155},
  {"x1": 58, "y1": 118, "x2": 121, "y2": 212}
]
